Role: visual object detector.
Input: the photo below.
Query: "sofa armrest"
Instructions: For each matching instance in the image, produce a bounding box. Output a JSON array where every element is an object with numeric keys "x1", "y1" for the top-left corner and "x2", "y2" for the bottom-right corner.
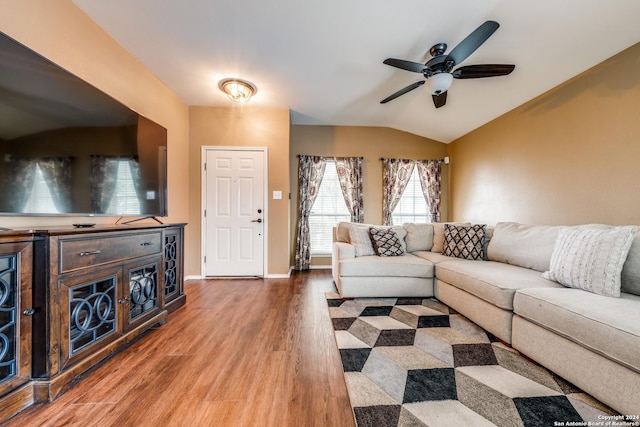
[
  {"x1": 333, "y1": 241, "x2": 355, "y2": 260},
  {"x1": 332, "y1": 242, "x2": 355, "y2": 293}
]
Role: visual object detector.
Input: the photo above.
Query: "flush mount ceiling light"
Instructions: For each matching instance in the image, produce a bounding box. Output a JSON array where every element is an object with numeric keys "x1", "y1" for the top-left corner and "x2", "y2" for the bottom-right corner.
[{"x1": 218, "y1": 78, "x2": 257, "y2": 103}]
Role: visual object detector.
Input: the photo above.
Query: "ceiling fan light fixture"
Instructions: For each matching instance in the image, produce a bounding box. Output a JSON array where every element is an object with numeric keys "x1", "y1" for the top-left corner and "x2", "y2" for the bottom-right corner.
[
  {"x1": 218, "y1": 78, "x2": 257, "y2": 103},
  {"x1": 427, "y1": 73, "x2": 453, "y2": 95}
]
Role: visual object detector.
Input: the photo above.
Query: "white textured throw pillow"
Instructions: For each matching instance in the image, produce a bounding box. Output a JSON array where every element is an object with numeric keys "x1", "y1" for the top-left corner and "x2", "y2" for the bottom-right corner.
[
  {"x1": 542, "y1": 225, "x2": 638, "y2": 297},
  {"x1": 348, "y1": 225, "x2": 376, "y2": 257}
]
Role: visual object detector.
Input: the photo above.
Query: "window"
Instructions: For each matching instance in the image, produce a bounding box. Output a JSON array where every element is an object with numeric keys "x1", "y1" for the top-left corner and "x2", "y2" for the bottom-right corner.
[
  {"x1": 24, "y1": 163, "x2": 59, "y2": 214},
  {"x1": 391, "y1": 167, "x2": 429, "y2": 225},
  {"x1": 106, "y1": 160, "x2": 141, "y2": 215},
  {"x1": 309, "y1": 161, "x2": 351, "y2": 255}
]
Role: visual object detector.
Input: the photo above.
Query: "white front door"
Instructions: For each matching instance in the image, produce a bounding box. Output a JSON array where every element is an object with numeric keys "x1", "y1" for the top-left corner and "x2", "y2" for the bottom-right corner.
[{"x1": 203, "y1": 148, "x2": 265, "y2": 276}]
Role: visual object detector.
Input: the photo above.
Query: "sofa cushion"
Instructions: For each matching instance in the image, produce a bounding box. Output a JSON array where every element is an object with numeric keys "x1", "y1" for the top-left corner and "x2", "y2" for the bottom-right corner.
[
  {"x1": 340, "y1": 253, "x2": 434, "y2": 278},
  {"x1": 443, "y1": 224, "x2": 486, "y2": 260},
  {"x1": 370, "y1": 227, "x2": 405, "y2": 257},
  {"x1": 542, "y1": 225, "x2": 637, "y2": 297},
  {"x1": 436, "y1": 260, "x2": 563, "y2": 310},
  {"x1": 412, "y1": 251, "x2": 454, "y2": 264},
  {"x1": 431, "y1": 222, "x2": 471, "y2": 253},
  {"x1": 487, "y1": 222, "x2": 566, "y2": 272},
  {"x1": 403, "y1": 223, "x2": 434, "y2": 252},
  {"x1": 622, "y1": 232, "x2": 640, "y2": 296},
  {"x1": 514, "y1": 287, "x2": 640, "y2": 374}
]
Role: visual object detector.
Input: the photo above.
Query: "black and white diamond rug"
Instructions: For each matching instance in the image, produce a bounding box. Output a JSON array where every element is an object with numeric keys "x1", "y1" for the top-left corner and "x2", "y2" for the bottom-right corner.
[{"x1": 326, "y1": 293, "x2": 621, "y2": 427}]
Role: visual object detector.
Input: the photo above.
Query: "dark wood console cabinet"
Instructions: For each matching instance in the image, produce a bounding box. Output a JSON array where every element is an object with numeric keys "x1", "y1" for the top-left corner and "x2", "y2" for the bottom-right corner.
[
  {"x1": 0, "y1": 223, "x2": 186, "y2": 422},
  {"x1": 0, "y1": 232, "x2": 38, "y2": 421}
]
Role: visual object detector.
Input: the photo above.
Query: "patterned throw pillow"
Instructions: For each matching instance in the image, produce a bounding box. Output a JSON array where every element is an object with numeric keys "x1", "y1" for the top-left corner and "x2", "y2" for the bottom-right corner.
[
  {"x1": 542, "y1": 225, "x2": 637, "y2": 297},
  {"x1": 443, "y1": 224, "x2": 486, "y2": 260},
  {"x1": 369, "y1": 227, "x2": 405, "y2": 257}
]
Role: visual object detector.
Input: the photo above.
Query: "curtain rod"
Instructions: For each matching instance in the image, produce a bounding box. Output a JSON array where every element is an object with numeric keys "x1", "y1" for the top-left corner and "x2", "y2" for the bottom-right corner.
[
  {"x1": 379, "y1": 157, "x2": 447, "y2": 162},
  {"x1": 297, "y1": 155, "x2": 363, "y2": 160}
]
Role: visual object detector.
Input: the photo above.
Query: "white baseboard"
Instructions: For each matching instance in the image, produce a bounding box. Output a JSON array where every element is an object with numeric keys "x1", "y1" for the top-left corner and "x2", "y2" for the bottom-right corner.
[
  {"x1": 185, "y1": 265, "x2": 330, "y2": 281},
  {"x1": 264, "y1": 266, "x2": 294, "y2": 279}
]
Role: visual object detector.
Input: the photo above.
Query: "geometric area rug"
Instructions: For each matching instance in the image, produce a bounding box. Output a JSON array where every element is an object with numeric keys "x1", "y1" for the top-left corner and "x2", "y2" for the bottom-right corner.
[{"x1": 326, "y1": 293, "x2": 624, "y2": 427}]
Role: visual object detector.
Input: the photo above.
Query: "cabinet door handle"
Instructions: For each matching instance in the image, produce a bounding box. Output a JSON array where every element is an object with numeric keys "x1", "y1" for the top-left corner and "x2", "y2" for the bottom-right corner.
[
  {"x1": 23, "y1": 309, "x2": 35, "y2": 316},
  {"x1": 79, "y1": 250, "x2": 102, "y2": 256},
  {"x1": 140, "y1": 242, "x2": 153, "y2": 246}
]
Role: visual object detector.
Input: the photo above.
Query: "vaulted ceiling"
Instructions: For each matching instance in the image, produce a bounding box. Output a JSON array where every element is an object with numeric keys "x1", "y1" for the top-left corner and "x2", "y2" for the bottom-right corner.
[{"x1": 73, "y1": 0, "x2": 640, "y2": 143}]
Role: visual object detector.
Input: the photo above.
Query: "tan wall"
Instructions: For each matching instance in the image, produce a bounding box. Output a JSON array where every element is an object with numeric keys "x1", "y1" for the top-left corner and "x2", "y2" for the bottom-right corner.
[
  {"x1": 188, "y1": 107, "x2": 290, "y2": 276},
  {"x1": 0, "y1": 1, "x2": 190, "y2": 229},
  {"x1": 449, "y1": 42, "x2": 640, "y2": 226},
  {"x1": 290, "y1": 125, "x2": 448, "y2": 266}
]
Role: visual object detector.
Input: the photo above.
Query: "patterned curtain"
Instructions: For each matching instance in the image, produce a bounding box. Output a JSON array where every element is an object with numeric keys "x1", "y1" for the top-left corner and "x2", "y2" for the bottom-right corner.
[
  {"x1": 382, "y1": 158, "x2": 414, "y2": 226},
  {"x1": 38, "y1": 157, "x2": 74, "y2": 213},
  {"x1": 335, "y1": 157, "x2": 364, "y2": 223},
  {"x1": 90, "y1": 155, "x2": 120, "y2": 213},
  {"x1": 295, "y1": 155, "x2": 327, "y2": 270},
  {"x1": 416, "y1": 160, "x2": 442, "y2": 222}
]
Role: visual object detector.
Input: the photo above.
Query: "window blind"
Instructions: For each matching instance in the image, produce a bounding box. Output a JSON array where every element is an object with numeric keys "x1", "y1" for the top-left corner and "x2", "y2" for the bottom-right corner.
[
  {"x1": 309, "y1": 161, "x2": 351, "y2": 255},
  {"x1": 392, "y1": 167, "x2": 430, "y2": 225}
]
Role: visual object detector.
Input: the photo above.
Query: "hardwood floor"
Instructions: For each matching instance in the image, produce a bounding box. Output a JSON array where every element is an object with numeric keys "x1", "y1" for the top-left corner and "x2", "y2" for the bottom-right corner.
[{"x1": 3, "y1": 271, "x2": 355, "y2": 427}]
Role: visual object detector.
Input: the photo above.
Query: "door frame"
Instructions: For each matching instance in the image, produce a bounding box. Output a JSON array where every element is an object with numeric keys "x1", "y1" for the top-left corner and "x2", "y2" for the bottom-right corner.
[{"x1": 200, "y1": 146, "x2": 269, "y2": 278}]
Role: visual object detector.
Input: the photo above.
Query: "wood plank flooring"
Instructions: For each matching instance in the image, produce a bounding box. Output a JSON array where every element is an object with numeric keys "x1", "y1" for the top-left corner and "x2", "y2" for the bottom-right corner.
[{"x1": 2, "y1": 271, "x2": 355, "y2": 427}]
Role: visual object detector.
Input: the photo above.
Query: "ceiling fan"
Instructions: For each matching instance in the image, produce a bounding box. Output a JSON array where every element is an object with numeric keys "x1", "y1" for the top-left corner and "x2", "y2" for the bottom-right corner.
[{"x1": 380, "y1": 21, "x2": 515, "y2": 108}]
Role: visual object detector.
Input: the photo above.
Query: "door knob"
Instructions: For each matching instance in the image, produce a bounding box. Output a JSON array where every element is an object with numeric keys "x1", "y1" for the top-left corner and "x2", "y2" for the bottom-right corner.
[{"x1": 251, "y1": 218, "x2": 262, "y2": 223}]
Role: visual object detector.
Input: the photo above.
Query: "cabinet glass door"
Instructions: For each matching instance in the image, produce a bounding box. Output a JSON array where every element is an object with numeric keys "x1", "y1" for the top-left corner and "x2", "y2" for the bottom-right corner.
[
  {"x1": 68, "y1": 276, "x2": 118, "y2": 356},
  {"x1": 128, "y1": 264, "x2": 158, "y2": 321},
  {"x1": 59, "y1": 267, "x2": 122, "y2": 369},
  {"x1": 0, "y1": 242, "x2": 32, "y2": 397},
  {"x1": 123, "y1": 255, "x2": 162, "y2": 333},
  {"x1": 163, "y1": 230, "x2": 180, "y2": 304},
  {"x1": 0, "y1": 254, "x2": 18, "y2": 384}
]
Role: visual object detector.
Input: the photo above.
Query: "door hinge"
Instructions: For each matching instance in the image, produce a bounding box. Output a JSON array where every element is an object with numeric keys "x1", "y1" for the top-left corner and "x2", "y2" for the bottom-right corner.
[
  {"x1": 204, "y1": 256, "x2": 206, "y2": 263},
  {"x1": 204, "y1": 163, "x2": 207, "y2": 171},
  {"x1": 204, "y1": 209, "x2": 206, "y2": 217}
]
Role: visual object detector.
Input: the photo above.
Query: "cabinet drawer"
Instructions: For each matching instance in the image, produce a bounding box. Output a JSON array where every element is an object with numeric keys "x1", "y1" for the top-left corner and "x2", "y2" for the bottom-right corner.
[{"x1": 59, "y1": 232, "x2": 162, "y2": 273}]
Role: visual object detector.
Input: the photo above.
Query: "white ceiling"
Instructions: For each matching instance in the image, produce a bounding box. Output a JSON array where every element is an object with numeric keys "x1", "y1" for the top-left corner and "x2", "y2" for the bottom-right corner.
[{"x1": 73, "y1": 0, "x2": 640, "y2": 143}]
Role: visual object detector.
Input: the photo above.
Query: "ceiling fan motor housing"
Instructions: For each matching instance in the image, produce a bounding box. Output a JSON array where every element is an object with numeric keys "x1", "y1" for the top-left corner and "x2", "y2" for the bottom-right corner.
[{"x1": 424, "y1": 55, "x2": 453, "y2": 77}]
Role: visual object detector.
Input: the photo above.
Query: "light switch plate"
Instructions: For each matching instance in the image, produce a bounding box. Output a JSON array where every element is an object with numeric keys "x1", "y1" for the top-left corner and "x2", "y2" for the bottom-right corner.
[{"x1": 273, "y1": 190, "x2": 282, "y2": 200}]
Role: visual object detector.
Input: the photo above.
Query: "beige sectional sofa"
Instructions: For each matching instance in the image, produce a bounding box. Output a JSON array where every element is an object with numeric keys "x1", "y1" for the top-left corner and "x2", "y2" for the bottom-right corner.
[{"x1": 331, "y1": 221, "x2": 640, "y2": 415}]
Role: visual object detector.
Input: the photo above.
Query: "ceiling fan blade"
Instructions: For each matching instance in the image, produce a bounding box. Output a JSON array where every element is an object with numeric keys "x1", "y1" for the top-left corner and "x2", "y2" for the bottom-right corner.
[
  {"x1": 446, "y1": 21, "x2": 500, "y2": 66},
  {"x1": 383, "y1": 58, "x2": 428, "y2": 73},
  {"x1": 380, "y1": 81, "x2": 425, "y2": 104},
  {"x1": 432, "y1": 91, "x2": 447, "y2": 108},
  {"x1": 452, "y1": 64, "x2": 515, "y2": 79}
]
